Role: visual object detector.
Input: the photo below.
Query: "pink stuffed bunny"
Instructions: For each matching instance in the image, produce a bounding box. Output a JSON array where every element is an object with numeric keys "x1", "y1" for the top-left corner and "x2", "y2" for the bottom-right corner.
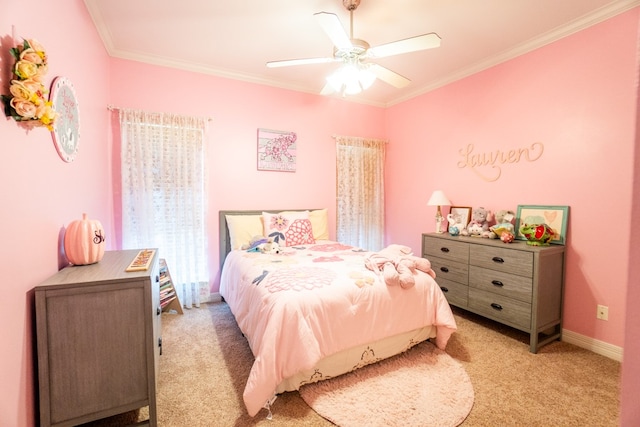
[{"x1": 364, "y1": 244, "x2": 436, "y2": 289}]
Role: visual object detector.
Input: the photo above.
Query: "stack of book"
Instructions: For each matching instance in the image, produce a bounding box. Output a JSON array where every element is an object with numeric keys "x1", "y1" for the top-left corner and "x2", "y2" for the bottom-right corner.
[{"x1": 159, "y1": 259, "x2": 183, "y2": 314}]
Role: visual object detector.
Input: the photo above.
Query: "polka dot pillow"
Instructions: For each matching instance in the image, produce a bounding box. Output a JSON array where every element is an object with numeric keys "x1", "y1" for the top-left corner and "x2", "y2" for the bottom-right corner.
[{"x1": 262, "y1": 211, "x2": 315, "y2": 247}]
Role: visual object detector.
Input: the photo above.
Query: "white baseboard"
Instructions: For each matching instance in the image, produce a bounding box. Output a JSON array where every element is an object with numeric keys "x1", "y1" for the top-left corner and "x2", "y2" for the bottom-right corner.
[
  {"x1": 208, "y1": 292, "x2": 222, "y2": 303},
  {"x1": 562, "y1": 329, "x2": 623, "y2": 362}
]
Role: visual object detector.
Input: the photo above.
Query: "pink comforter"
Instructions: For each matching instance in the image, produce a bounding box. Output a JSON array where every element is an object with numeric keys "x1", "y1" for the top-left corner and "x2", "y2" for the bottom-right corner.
[{"x1": 219, "y1": 242, "x2": 457, "y2": 417}]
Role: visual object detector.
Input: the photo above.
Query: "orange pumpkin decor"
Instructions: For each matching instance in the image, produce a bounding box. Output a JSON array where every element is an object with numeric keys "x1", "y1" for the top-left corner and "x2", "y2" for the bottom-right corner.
[{"x1": 64, "y1": 213, "x2": 106, "y2": 265}]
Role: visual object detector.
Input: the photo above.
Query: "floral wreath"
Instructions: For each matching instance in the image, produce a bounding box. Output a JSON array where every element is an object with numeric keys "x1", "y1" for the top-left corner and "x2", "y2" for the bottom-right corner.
[{"x1": 1, "y1": 39, "x2": 56, "y2": 130}]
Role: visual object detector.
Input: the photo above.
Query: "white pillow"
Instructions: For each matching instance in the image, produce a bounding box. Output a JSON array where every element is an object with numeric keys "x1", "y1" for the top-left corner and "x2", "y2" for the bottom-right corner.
[
  {"x1": 309, "y1": 209, "x2": 329, "y2": 240},
  {"x1": 225, "y1": 214, "x2": 264, "y2": 250}
]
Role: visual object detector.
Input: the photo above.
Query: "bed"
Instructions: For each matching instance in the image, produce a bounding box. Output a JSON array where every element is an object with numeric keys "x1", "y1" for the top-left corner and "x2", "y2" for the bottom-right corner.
[{"x1": 218, "y1": 209, "x2": 457, "y2": 417}]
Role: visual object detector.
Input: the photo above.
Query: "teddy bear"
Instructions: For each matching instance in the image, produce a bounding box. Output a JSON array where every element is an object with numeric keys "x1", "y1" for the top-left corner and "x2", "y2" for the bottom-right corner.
[
  {"x1": 487, "y1": 209, "x2": 516, "y2": 239},
  {"x1": 461, "y1": 207, "x2": 492, "y2": 237},
  {"x1": 364, "y1": 244, "x2": 436, "y2": 289},
  {"x1": 242, "y1": 236, "x2": 281, "y2": 254}
]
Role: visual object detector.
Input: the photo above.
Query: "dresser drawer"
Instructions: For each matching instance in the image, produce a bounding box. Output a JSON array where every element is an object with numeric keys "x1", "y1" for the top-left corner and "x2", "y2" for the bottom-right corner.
[
  {"x1": 469, "y1": 244, "x2": 533, "y2": 277},
  {"x1": 469, "y1": 265, "x2": 532, "y2": 303},
  {"x1": 468, "y1": 288, "x2": 531, "y2": 331},
  {"x1": 436, "y1": 278, "x2": 468, "y2": 308},
  {"x1": 422, "y1": 236, "x2": 469, "y2": 263},
  {"x1": 430, "y1": 256, "x2": 469, "y2": 285}
]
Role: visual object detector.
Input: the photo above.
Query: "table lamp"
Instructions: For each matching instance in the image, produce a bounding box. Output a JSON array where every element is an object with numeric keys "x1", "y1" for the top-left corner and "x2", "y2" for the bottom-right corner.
[{"x1": 427, "y1": 190, "x2": 451, "y2": 233}]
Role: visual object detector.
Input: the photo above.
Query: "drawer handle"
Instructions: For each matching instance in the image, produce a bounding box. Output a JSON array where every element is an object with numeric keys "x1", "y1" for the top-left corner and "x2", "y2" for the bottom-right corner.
[
  {"x1": 440, "y1": 267, "x2": 449, "y2": 273},
  {"x1": 440, "y1": 247, "x2": 450, "y2": 253},
  {"x1": 440, "y1": 286, "x2": 449, "y2": 293},
  {"x1": 491, "y1": 303, "x2": 503, "y2": 311},
  {"x1": 491, "y1": 280, "x2": 504, "y2": 287},
  {"x1": 492, "y1": 257, "x2": 505, "y2": 263}
]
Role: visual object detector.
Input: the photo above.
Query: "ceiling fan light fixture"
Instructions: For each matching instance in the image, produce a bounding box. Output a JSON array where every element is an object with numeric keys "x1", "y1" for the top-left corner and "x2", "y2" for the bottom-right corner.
[
  {"x1": 327, "y1": 61, "x2": 376, "y2": 96},
  {"x1": 268, "y1": 0, "x2": 440, "y2": 96}
]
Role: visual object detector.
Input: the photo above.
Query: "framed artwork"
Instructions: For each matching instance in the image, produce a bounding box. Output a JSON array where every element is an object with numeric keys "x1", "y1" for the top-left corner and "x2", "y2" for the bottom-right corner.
[
  {"x1": 515, "y1": 205, "x2": 569, "y2": 245},
  {"x1": 449, "y1": 206, "x2": 472, "y2": 228},
  {"x1": 257, "y1": 128, "x2": 297, "y2": 172},
  {"x1": 50, "y1": 76, "x2": 80, "y2": 162}
]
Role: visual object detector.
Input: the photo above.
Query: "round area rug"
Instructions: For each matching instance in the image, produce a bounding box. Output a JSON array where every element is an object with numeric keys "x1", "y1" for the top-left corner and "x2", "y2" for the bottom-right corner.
[{"x1": 299, "y1": 341, "x2": 474, "y2": 427}]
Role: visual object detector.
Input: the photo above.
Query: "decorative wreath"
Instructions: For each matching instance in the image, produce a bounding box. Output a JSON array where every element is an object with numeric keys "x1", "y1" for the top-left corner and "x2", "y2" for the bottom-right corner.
[{"x1": 1, "y1": 38, "x2": 56, "y2": 130}]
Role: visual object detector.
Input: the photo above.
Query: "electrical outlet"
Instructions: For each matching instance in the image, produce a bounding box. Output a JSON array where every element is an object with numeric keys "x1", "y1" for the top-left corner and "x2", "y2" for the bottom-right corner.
[{"x1": 597, "y1": 304, "x2": 609, "y2": 320}]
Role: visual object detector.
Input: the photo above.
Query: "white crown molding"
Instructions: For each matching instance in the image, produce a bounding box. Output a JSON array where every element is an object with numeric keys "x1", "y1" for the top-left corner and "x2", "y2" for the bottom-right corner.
[
  {"x1": 85, "y1": 0, "x2": 640, "y2": 108},
  {"x1": 386, "y1": 0, "x2": 640, "y2": 106}
]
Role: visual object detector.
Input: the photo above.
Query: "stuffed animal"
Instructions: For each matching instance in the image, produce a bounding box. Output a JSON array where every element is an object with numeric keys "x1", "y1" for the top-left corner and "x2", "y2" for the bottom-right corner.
[
  {"x1": 242, "y1": 236, "x2": 281, "y2": 254},
  {"x1": 461, "y1": 207, "x2": 492, "y2": 237},
  {"x1": 487, "y1": 209, "x2": 515, "y2": 239},
  {"x1": 500, "y1": 231, "x2": 515, "y2": 243},
  {"x1": 519, "y1": 223, "x2": 556, "y2": 246},
  {"x1": 364, "y1": 244, "x2": 436, "y2": 289}
]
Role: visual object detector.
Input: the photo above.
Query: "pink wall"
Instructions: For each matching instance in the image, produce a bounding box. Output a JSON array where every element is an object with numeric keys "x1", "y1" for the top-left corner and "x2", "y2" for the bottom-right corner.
[
  {"x1": 0, "y1": 1, "x2": 113, "y2": 425},
  {"x1": 385, "y1": 10, "x2": 639, "y2": 349},
  {"x1": 1, "y1": 0, "x2": 638, "y2": 425},
  {"x1": 620, "y1": 35, "x2": 640, "y2": 425},
  {"x1": 107, "y1": 58, "x2": 386, "y2": 289}
]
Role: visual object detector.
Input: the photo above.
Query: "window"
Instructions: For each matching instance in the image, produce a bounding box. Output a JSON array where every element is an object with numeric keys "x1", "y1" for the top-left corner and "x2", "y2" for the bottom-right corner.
[
  {"x1": 119, "y1": 109, "x2": 209, "y2": 307},
  {"x1": 335, "y1": 136, "x2": 386, "y2": 250}
]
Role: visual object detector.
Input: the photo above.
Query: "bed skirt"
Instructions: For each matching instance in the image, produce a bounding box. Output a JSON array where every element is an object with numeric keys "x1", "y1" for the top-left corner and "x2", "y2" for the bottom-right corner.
[{"x1": 276, "y1": 325, "x2": 436, "y2": 393}]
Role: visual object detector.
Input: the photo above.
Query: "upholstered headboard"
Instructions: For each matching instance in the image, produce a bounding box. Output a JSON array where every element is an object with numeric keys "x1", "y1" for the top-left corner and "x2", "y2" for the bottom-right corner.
[{"x1": 218, "y1": 209, "x2": 321, "y2": 269}]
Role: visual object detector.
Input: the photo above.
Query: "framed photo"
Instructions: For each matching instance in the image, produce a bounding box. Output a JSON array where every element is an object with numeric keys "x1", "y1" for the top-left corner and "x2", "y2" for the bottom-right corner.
[
  {"x1": 515, "y1": 205, "x2": 569, "y2": 245},
  {"x1": 449, "y1": 206, "x2": 472, "y2": 228},
  {"x1": 257, "y1": 128, "x2": 297, "y2": 172}
]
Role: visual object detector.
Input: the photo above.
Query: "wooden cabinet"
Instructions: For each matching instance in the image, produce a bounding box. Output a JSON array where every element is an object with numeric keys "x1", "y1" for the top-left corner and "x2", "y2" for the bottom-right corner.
[
  {"x1": 35, "y1": 250, "x2": 161, "y2": 427},
  {"x1": 422, "y1": 233, "x2": 565, "y2": 353}
]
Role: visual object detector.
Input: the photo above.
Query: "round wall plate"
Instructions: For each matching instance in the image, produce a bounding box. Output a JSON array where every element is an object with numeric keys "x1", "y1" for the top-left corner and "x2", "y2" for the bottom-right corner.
[{"x1": 50, "y1": 77, "x2": 80, "y2": 162}]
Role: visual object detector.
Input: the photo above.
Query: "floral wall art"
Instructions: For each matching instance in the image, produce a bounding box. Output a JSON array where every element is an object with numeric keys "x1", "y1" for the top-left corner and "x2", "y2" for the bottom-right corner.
[{"x1": 257, "y1": 128, "x2": 297, "y2": 172}]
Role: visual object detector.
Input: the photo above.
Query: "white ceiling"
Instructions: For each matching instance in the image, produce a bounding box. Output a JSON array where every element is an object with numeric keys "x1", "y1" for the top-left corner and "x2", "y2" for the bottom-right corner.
[{"x1": 84, "y1": 0, "x2": 638, "y2": 107}]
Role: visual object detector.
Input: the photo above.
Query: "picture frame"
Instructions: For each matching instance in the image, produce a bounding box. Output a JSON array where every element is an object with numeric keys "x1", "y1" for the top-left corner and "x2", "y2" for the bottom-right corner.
[
  {"x1": 257, "y1": 128, "x2": 297, "y2": 172},
  {"x1": 449, "y1": 206, "x2": 472, "y2": 228},
  {"x1": 515, "y1": 205, "x2": 569, "y2": 245}
]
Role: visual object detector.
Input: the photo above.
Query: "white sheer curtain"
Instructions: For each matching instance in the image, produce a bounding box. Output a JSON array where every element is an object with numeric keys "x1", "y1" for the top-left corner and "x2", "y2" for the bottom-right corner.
[
  {"x1": 119, "y1": 108, "x2": 209, "y2": 308},
  {"x1": 335, "y1": 135, "x2": 386, "y2": 251}
]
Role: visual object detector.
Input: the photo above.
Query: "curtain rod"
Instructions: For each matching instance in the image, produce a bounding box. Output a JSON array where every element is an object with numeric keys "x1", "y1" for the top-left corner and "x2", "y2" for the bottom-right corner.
[
  {"x1": 332, "y1": 134, "x2": 389, "y2": 143},
  {"x1": 107, "y1": 105, "x2": 212, "y2": 122}
]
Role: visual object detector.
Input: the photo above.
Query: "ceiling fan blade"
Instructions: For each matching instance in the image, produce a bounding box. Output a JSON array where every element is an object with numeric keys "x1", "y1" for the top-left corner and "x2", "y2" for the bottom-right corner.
[
  {"x1": 369, "y1": 64, "x2": 411, "y2": 88},
  {"x1": 314, "y1": 12, "x2": 352, "y2": 51},
  {"x1": 367, "y1": 33, "x2": 441, "y2": 58},
  {"x1": 267, "y1": 57, "x2": 337, "y2": 68}
]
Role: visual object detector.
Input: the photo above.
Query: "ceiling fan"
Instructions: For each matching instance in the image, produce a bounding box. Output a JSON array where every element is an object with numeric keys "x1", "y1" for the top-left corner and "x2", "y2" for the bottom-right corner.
[{"x1": 266, "y1": 0, "x2": 441, "y2": 96}]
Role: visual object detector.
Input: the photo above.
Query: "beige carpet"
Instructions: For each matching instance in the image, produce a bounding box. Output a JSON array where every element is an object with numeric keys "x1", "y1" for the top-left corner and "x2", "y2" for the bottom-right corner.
[
  {"x1": 86, "y1": 301, "x2": 620, "y2": 426},
  {"x1": 299, "y1": 340, "x2": 474, "y2": 427}
]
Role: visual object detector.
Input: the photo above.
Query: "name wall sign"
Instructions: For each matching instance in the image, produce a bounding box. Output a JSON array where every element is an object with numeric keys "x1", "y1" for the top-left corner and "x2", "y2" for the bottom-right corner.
[{"x1": 457, "y1": 142, "x2": 544, "y2": 182}]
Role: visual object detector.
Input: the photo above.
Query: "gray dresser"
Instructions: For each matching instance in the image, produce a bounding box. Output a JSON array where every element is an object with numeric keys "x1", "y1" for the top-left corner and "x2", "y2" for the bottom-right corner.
[
  {"x1": 422, "y1": 233, "x2": 565, "y2": 353},
  {"x1": 34, "y1": 250, "x2": 160, "y2": 426}
]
